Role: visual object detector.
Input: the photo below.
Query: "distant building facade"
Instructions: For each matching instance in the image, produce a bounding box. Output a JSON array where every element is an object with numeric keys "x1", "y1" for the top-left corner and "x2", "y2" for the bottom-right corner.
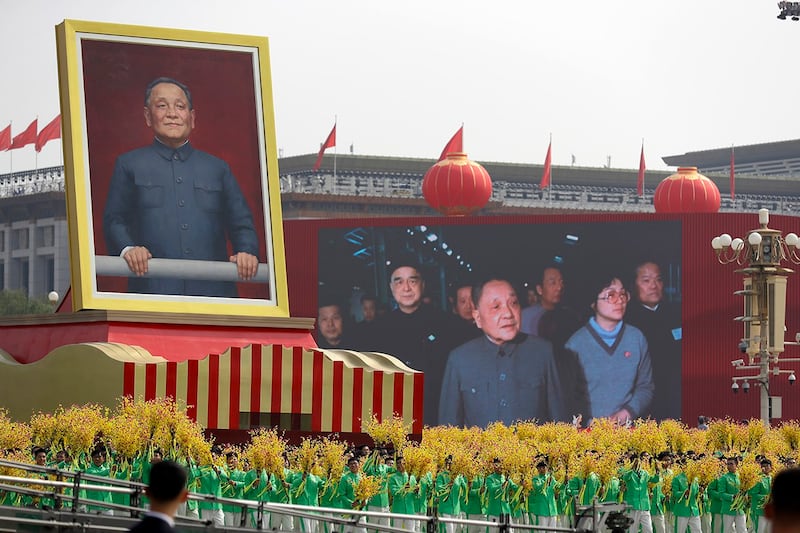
[
  {"x1": 2, "y1": 149, "x2": 800, "y2": 299},
  {"x1": 664, "y1": 138, "x2": 800, "y2": 178}
]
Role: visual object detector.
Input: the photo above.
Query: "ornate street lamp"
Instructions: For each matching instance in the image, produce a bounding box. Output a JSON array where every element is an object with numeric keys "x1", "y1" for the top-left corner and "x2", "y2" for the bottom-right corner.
[{"x1": 712, "y1": 209, "x2": 800, "y2": 425}]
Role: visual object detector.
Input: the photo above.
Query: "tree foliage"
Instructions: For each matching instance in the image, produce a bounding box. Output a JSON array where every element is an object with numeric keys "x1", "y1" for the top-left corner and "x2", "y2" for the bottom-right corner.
[{"x1": 0, "y1": 290, "x2": 54, "y2": 316}]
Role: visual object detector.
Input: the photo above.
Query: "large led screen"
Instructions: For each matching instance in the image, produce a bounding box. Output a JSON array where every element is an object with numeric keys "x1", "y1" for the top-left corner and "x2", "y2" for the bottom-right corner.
[{"x1": 317, "y1": 220, "x2": 682, "y2": 428}]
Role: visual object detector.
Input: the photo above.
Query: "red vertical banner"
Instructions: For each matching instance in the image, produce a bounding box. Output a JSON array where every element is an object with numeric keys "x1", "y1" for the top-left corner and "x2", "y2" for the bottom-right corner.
[
  {"x1": 372, "y1": 371, "x2": 384, "y2": 421},
  {"x1": 412, "y1": 373, "x2": 424, "y2": 434},
  {"x1": 637, "y1": 143, "x2": 646, "y2": 197},
  {"x1": 123, "y1": 362, "x2": 136, "y2": 397},
  {"x1": 165, "y1": 362, "x2": 177, "y2": 400},
  {"x1": 393, "y1": 373, "x2": 405, "y2": 418},
  {"x1": 144, "y1": 364, "x2": 157, "y2": 401},
  {"x1": 539, "y1": 140, "x2": 552, "y2": 189},
  {"x1": 187, "y1": 360, "x2": 199, "y2": 421}
]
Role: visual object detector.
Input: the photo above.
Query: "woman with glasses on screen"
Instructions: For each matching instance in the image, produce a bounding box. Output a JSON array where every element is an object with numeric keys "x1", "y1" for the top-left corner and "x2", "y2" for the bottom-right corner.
[{"x1": 565, "y1": 272, "x2": 655, "y2": 425}]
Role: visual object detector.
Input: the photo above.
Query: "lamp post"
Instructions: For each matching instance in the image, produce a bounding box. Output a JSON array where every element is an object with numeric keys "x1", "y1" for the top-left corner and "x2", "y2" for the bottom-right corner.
[{"x1": 712, "y1": 209, "x2": 800, "y2": 426}]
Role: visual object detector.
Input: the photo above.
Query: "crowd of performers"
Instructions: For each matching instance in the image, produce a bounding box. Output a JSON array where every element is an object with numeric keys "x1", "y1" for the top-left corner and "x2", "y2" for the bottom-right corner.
[
  {"x1": 0, "y1": 442, "x2": 788, "y2": 533},
  {"x1": 2, "y1": 401, "x2": 799, "y2": 532}
]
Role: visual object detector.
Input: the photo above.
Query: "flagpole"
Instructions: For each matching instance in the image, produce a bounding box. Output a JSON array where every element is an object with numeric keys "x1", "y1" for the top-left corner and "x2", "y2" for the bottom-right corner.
[
  {"x1": 333, "y1": 115, "x2": 337, "y2": 179},
  {"x1": 641, "y1": 137, "x2": 645, "y2": 199},
  {"x1": 730, "y1": 143, "x2": 735, "y2": 202},
  {"x1": 34, "y1": 115, "x2": 39, "y2": 172},
  {"x1": 549, "y1": 132, "x2": 552, "y2": 206}
]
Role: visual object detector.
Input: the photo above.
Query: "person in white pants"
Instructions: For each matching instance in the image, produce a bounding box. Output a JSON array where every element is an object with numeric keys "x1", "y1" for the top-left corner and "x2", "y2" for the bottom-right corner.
[
  {"x1": 621, "y1": 453, "x2": 659, "y2": 533},
  {"x1": 709, "y1": 457, "x2": 746, "y2": 533}
]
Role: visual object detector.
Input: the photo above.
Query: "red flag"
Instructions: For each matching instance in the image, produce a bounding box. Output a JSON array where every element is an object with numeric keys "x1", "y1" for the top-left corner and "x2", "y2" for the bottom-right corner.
[
  {"x1": 0, "y1": 124, "x2": 10, "y2": 151},
  {"x1": 637, "y1": 143, "x2": 646, "y2": 196},
  {"x1": 35, "y1": 114, "x2": 61, "y2": 152},
  {"x1": 539, "y1": 140, "x2": 552, "y2": 189},
  {"x1": 438, "y1": 126, "x2": 463, "y2": 161},
  {"x1": 9, "y1": 119, "x2": 37, "y2": 150},
  {"x1": 730, "y1": 146, "x2": 735, "y2": 200},
  {"x1": 313, "y1": 123, "x2": 336, "y2": 171}
]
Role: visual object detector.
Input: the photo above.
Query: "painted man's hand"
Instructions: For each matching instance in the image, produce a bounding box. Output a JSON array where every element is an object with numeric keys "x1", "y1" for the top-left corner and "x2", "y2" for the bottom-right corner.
[
  {"x1": 123, "y1": 246, "x2": 152, "y2": 276},
  {"x1": 230, "y1": 252, "x2": 258, "y2": 281}
]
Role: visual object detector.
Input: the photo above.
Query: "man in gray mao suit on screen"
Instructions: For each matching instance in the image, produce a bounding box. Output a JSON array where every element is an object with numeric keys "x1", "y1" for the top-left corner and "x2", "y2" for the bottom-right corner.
[{"x1": 439, "y1": 276, "x2": 567, "y2": 427}]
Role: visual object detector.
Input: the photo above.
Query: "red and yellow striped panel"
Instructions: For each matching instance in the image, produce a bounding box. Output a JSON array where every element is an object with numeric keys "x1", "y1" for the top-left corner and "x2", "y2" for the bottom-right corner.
[{"x1": 122, "y1": 344, "x2": 423, "y2": 434}]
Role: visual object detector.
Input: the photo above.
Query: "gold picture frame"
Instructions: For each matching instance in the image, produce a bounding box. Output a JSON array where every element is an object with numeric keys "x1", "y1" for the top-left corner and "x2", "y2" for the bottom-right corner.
[{"x1": 56, "y1": 19, "x2": 289, "y2": 317}]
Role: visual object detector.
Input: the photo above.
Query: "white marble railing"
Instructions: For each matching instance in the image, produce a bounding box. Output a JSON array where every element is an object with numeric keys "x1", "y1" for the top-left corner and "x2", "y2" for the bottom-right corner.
[
  {"x1": 3, "y1": 166, "x2": 799, "y2": 215},
  {"x1": 0, "y1": 166, "x2": 65, "y2": 197}
]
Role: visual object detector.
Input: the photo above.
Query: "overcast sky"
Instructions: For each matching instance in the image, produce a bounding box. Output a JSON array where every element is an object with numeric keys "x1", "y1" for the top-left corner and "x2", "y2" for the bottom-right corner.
[{"x1": 1, "y1": 0, "x2": 797, "y2": 173}]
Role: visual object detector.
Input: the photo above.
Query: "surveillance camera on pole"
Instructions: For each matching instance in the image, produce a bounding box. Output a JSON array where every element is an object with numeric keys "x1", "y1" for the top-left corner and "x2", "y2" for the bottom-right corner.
[
  {"x1": 739, "y1": 340, "x2": 748, "y2": 354},
  {"x1": 732, "y1": 381, "x2": 739, "y2": 393},
  {"x1": 790, "y1": 373, "x2": 797, "y2": 385},
  {"x1": 743, "y1": 381, "x2": 751, "y2": 393}
]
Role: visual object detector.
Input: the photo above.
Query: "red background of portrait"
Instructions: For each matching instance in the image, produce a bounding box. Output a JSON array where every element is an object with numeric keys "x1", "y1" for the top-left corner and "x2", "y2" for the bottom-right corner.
[{"x1": 81, "y1": 39, "x2": 269, "y2": 299}]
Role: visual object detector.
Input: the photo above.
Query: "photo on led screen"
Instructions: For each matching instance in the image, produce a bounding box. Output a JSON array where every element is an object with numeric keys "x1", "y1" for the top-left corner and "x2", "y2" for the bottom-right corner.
[{"x1": 317, "y1": 220, "x2": 682, "y2": 428}]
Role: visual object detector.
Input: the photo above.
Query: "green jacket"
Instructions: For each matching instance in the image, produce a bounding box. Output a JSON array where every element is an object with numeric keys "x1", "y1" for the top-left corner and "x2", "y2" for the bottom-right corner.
[
  {"x1": 434, "y1": 470, "x2": 464, "y2": 515},
  {"x1": 602, "y1": 477, "x2": 620, "y2": 503},
  {"x1": 363, "y1": 458, "x2": 390, "y2": 508},
  {"x1": 270, "y1": 468, "x2": 294, "y2": 503},
  {"x1": 706, "y1": 477, "x2": 721, "y2": 514},
  {"x1": 290, "y1": 472, "x2": 323, "y2": 507},
  {"x1": 529, "y1": 473, "x2": 560, "y2": 517},
  {"x1": 485, "y1": 472, "x2": 515, "y2": 517},
  {"x1": 463, "y1": 475, "x2": 485, "y2": 515},
  {"x1": 747, "y1": 474, "x2": 771, "y2": 518},
  {"x1": 243, "y1": 469, "x2": 270, "y2": 502},
  {"x1": 319, "y1": 475, "x2": 340, "y2": 509},
  {"x1": 708, "y1": 472, "x2": 743, "y2": 516},
  {"x1": 338, "y1": 470, "x2": 360, "y2": 509},
  {"x1": 388, "y1": 471, "x2": 417, "y2": 514},
  {"x1": 650, "y1": 469, "x2": 671, "y2": 515},
  {"x1": 671, "y1": 472, "x2": 700, "y2": 517},
  {"x1": 568, "y1": 472, "x2": 601, "y2": 505},
  {"x1": 191, "y1": 464, "x2": 223, "y2": 511},
  {"x1": 621, "y1": 469, "x2": 659, "y2": 511},
  {"x1": 415, "y1": 472, "x2": 433, "y2": 514},
  {"x1": 221, "y1": 467, "x2": 247, "y2": 512},
  {"x1": 111, "y1": 461, "x2": 132, "y2": 507},
  {"x1": 82, "y1": 463, "x2": 113, "y2": 511}
]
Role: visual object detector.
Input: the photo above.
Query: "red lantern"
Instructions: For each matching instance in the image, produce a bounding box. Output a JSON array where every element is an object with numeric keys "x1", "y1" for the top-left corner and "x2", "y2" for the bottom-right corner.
[
  {"x1": 653, "y1": 166, "x2": 721, "y2": 213},
  {"x1": 422, "y1": 152, "x2": 493, "y2": 216}
]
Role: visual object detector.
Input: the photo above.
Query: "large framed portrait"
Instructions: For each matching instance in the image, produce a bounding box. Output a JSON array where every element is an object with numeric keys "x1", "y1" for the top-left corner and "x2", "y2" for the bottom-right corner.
[{"x1": 56, "y1": 19, "x2": 289, "y2": 317}]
